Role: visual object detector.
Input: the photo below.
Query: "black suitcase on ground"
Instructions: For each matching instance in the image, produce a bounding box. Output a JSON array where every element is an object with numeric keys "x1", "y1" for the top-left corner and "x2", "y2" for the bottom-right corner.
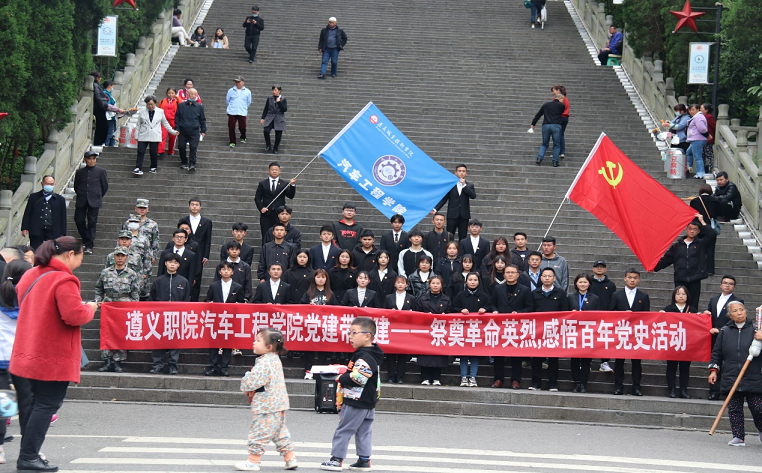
[{"x1": 314, "y1": 373, "x2": 339, "y2": 413}]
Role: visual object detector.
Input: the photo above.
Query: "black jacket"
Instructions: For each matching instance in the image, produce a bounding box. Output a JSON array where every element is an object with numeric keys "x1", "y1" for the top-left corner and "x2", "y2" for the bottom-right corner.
[
  {"x1": 452, "y1": 288, "x2": 494, "y2": 313},
  {"x1": 436, "y1": 256, "x2": 462, "y2": 289},
  {"x1": 175, "y1": 100, "x2": 207, "y2": 135},
  {"x1": 220, "y1": 241, "x2": 255, "y2": 267},
  {"x1": 150, "y1": 273, "x2": 191, "y2": 301},
  {"x1": 328, "y1": 267, "x2": 357, "y2": 303},
  {"x1": 310, "y1": 243, "x2": 342, "y2": 271},
  {"x1": 384, "y1": 292, "x2": 416, "y2": 311},
  {"x1": 283, "y1": 266, "x2": 314, "y2": 304},
  {"x1": 92, "y1": 81, "x2": 108, "y2": 112},
  {"x1": 157, "y1": 247, "x2": 198, "y2": 283},
  {"x1": 654, "y1": 227, "x2": 717, "y2": 283},
  {"x1": 205, "y1": 279, "x2": 245, "y2": 303},
  {"x1": 252, "y1": 280, "x2": 291, "y2": 304},
  {"x1": 690, "y1": 194, "x2": 721, "y2": 221},
  {"x1": 492, "y1": 283, "x2": 534, "y2": 313},
  {"x1": 166, "y1": 239, "x2": 200, "y2": 256},
  {"x1": 459, "y1": 236, "x2": 490, "y2": 270},
  {"x1": 531, "y1": 100, "x2": 565, "y2": 126},
  {"x1": 74, "y1": 165, "x2": 108, "y2": 208},
  {"x1": 263, "y1": 223, "x2": 302, "y2": 250},
  {"x1": 407, "y1": 270, "x2": 436, "y2": 301},
  {"x1": 531, "y1": 286, "x2": 570, "y2": 312},
  {"x1": 380, "y1": 230, "x2": 410, "y2": 271},
  {"x1": 318, "y1": 25, "x2": 348, "y2": 51},
  {"x1": 215, "y1": 259, "x2": 253, "y2": 301},
  {"x1": 341, "y1": 288, "x2": 378, "y2": 308},
  {"x1": 416, "y1": 291, "x2": 451, "y2": 314},
  {"x1": 567, "y1": 292, "x2": 601, "y2": 311},
  {"x1": 242, "y1": 15, "x2": 264, "y2": 35},
  {"x1": 510, "y1": 248, "x2": 530, "y2": 272},
  {"x1": 257, "y1": 240, "x2": 297, "y2": 280},
  {"x1": 609, "y1": 288, "x2": 650, "y2": 311},
  {"x1": 714, "y1": 181, "x2": 742, "y2": 219},
  {"x1": 352, "y1": 245, "x2": 380, "y2": 273},
  {"x1": 424, "y1": 229, "x2": 454, "y2": 264},
  {"x1": 436, "y1": 182, "x2": 476, "y2": 220},
  {"x1": 254, "y1": 178, "x2": 296, "y2": 215},
  {"x1": 21, "y1": 191, "x2": 67, "y2": 238},
  {"x1": 178, "y1": 215, "x2": 213, "y2": 261},
  {"x1": 662, "y1": 303, "x2": 697, "y2": 313},
  {"x1": 590, "y1": 276, "x2": 617, "y2": 311},
  {"x1": 707, "y1": 293, "x2": 743, "y2": 330},
  {"x1": 369, "y1": 269, "x2": 397, "y2": 307},
  {"x1": 338, "y1": 344, "x2": 384, "y2": 410},
  {"x1": 709, "y1": 320, "x2": 762, "y2": 394}
]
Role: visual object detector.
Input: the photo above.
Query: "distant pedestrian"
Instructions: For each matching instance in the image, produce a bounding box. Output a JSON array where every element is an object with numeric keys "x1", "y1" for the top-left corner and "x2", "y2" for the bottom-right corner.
[
  {"x1": 158, "y1": 88, "x2": 179, "y2": 155},
  {"x1": 260, "y1": 85, "x2": 287, "y2": 154},
  {"x1": 529, "y1": 0, "x2": 545, "y2": 28},
  {"x1": 317, "y1": 17, "x2": 347, "y2": 79},
  {"x1": 102, "y1": 80, "x2": 118, "y2": 146},
  {"x1": 552, "y1": 85, "x2": 569, "y2": 159},
  {"x1": 531, "y1": 94, "x2": 565, "y2": 167},
  {"x1": 133, "y1": 95, "x2": 178, "y2": 175},
  {"x1": 21, "y1": 175, "x2": 67, "y2": 250},
  {"x1": 91, "y1": 71, "x2": 125, "y2": 146},
  {"x1": 74, "y1": 150, "x2": 108, "y2": 253},
  {"x1": 243, "y1": 5, "x2": 265, "y2": 63},
  {"x1": 177, "y1": 78, "x2": 202, "y2": 103},
  {"x1": 227, "y1": 76, "x2": 252, "y2": 148},
  {"x1": 175, "y1": 88, "x2": 206, "y2": 172}
]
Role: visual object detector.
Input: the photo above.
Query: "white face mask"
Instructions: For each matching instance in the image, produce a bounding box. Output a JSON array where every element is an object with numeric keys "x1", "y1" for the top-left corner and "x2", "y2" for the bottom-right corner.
[{"x1": 127, "y1": 223, "x2": 140, "y2": 231}]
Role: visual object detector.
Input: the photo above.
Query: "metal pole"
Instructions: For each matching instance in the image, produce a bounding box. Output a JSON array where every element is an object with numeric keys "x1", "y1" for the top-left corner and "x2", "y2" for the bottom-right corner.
[{"x1": 711, "y1": 3, "x2": 723, "y2": 113}]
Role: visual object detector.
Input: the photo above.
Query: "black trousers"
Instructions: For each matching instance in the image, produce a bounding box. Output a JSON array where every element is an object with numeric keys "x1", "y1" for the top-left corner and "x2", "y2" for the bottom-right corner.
[
  {"x1": 263, "y1": 122, "x2": 283, "y2": 151},
  {"x1": 74, "y1": 203, "x2": 100, "y2": 249},
  {"x1": 10, "y1": 374, "x2": 32, "y2": 436},
  {"x1": 136, "y1": 141, "x2": 159, "y2": 170},
  {"x1": 93, "y1": 110, "x2": 109, "y2": 145},
  {"x1": 152, "y1": 349, "x2": 180, "y2": 368},
  {"x1": 493, "y1": 356, "x2": 522, "y2": 383},
  {"x1": 676, "y1": 280, "x2": 702, "y2": 310},
  {"x1": 178, "y1": 132, "x2": 200, "y2": 166},
  {"x1": 259, "y1": 210, "x2": 280, "y2": 240},
  {"x1": 244, "y1": 34, "x2": 260, "y2": 60},
  {"x1": 614, "y1": 359, "x2": 642, "y2": 389},
  {"x1": 666, "y1": 360, "x2": 691, "y2": 391},
  {"x1": 191, "y1": 270, "x2": 203, "y2": 302},
  {"x1": 14, "y1": 376, "x2": 69, "y2": 462},
  {"x1": 420, "y1": 366, "x2": 442, "y2": 382},
  {"x1": 570, "y1": 358, "x2": 592, "y2": 385},
  {"x1": 531, "y1": 357, "x2": 558, "y2": 387},
  {"x1": 0, "y1": 369, "x2": 9, "y2": 444},
  {"x1": 386, "y1": 355, "x2": 407, "y2": 381},
  {"x1": 29, "y1": 228, "x2": 54, "y2": 250},
  {"x1": 709, "y1": 334, "x2": 721, "y2": 395},
  {"x1": 446, "y1": 217, "x2": 469, "y2": 242},
  {"x1": 210, "y1": 348, "x2": 232, "y2": 369}
]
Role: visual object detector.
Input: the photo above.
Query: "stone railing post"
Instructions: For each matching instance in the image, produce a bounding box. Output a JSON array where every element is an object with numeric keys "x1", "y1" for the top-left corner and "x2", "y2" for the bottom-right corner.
[
  {"x1": 0, "y1": 190, "x2": 12, "y2": 248},
  {"x1": 718, "y1": 104, "x2": 730, "y2": 127}
]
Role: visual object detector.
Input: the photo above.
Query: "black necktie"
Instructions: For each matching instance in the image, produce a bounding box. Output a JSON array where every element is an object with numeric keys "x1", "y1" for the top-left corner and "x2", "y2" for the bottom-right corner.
[
  {"x1": 271, "y1": 180, "x2": 276, "y2": 193},
  {"x1": 394, "y1": 233, "x2": 399, "y2": 243}
]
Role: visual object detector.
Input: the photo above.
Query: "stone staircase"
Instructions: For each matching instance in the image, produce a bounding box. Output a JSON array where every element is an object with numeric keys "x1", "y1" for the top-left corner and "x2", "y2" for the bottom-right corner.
[{"x1": 67, "y1": 0, "x2": 762, "y2": 430}]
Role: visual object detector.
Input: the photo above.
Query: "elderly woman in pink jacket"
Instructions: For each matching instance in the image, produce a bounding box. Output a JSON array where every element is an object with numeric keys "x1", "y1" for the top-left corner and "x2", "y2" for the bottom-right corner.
[{"x1": 686, "y1": 103, "x2": 709, "y2": 179}]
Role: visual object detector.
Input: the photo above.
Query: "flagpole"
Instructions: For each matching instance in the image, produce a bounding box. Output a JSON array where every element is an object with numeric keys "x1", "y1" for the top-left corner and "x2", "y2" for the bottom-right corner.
[
  {"x1": 540, "y1": 132, "x2": 608, "y2": 244},
  {"x1": 265, "y1": 153, "x2": 321, "y2": 209}
]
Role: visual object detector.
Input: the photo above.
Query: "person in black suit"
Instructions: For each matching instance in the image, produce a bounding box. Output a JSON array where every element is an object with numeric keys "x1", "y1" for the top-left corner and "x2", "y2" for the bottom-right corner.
[
  {"x1": 340, "y1": 271, "x2": 377, "y2": 307},
  {"x1": 263, "y1": 205, "x2": 302, "y2": 249},
  {"x1": 219, "y1": 222, "x2": 254, "y2": 266},
  {"x1": 703, "y1": 275, "x2": 743, "y2": 400},
  {"x1": 491, "y1": 264, "x2": 533, "y2": 389},
  {"x1": 379, "y1": 214, "x2": 409, "y2": 271},
  {"x1": 458, "y1": 219, "x2": 490, "y2": 270},
  {"x1": 21, "y1": 175, "x2": 67, "y2": 249},
  {"x1": 567, "y1": 273, "x2": 601, "y2": 393},
  {"x1": 310, "y1": 225, "x2": 341, "y2": 271},
  {"x1": 529, "y1": 267, "x2": 569, "y2": 391},
  {"x1": 252, "y1": 263, "x2": 291, "y2": 304},
  {"x1": 385, "y1": 276, "x2": 416, "y2": 384},
  {"x1": 254, "y1": 162, "x2": 296, "y2": 240},
  {"x1": 157, "y1": 229, "x2": 198, "y2": 283},
  {"x1": 609, "y1": 268, "x2": 651, "y2": 396},
  {"x1": 73, "y1": 151, "x2": 108, "y2": 252},
  {"x1": 205, "y1": 261, "x2": 246, "y2": 376},
  {"x1": 424, "y1": 212, "x2": 454, "y2": 264},
  {"x1": 218, "y1": 241, "x2": 253, "y2": 301},
  {"x1": 166, "y1": 222, "x2": 200, "y2": 255},
  {"x1": 661, "y1": 285, "x2": 697, "y2": 399},
  {"x1": 433, "y1": 164, "x2": 476, "y2": 241},
  {"x1": 178, "y1": 197, "x2": 213, "y2": 301},
  {"x1": 368, "y1": 250, "x2": 397, "y2": 307}
]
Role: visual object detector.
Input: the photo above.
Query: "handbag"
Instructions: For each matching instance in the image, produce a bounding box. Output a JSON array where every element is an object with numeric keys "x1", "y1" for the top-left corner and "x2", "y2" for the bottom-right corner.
[
  {"x1": 524, "y1": 0, "x2": 531, "y2": 7},
  {"x1": 696, "y1": 196, "x2": 721, "y2": 235}
]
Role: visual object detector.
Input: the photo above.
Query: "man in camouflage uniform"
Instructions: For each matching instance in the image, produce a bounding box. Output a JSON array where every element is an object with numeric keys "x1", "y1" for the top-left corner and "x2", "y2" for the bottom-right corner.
[
  {"x1": 106, "y1": 230, "x2": 145, "y2": 289},
  {"x1": 94, "y1": 246, "x2": 140, "y2": 372},
  {"x1": 122, "y1": 198, "x2": 159, "y2": 298}
]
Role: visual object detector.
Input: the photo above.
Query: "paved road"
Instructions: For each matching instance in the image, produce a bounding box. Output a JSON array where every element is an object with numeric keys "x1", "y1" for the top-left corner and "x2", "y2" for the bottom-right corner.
[{"x1": 4, "y1": 401, "x2": 761, "y2": 472}]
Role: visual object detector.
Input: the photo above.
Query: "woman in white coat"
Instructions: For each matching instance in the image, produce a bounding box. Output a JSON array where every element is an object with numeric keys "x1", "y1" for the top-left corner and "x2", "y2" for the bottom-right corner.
[{"x1": 134, "y1": 95, "x2": 178, "y2": 175}]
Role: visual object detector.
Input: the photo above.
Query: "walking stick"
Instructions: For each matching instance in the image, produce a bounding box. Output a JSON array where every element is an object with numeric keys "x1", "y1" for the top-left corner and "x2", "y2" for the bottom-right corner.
[{"x1": 709, "y1": 337, "x2": 762, "y2": 435}]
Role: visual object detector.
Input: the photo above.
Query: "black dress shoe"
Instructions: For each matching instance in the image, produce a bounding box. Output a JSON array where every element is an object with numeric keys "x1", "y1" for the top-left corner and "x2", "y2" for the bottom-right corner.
[
  {"x1": 535, "y1": 158, "x2": 542, "y2": 165},
  {"x1": 680, "y1": 389, "x2": 691, "y2": 399},
  {"x1": 317, "y1": 74, "x2": 326, "y2": 79},
  {"x1": 264, "y1": 146, "x2": 272, "y2": 152},
  {"x1": 168, "y1": 366, "x2": 179, "y2": 375},
  {"x1": 573, "y1": 384, "x2": 581, "y2": 393},
  {"x1": 552, "y1": 162, "x2": 560, "y2": 167},
  {"x1": 578, "y1": 384, "x2": 587, "y2": 393},
  {"x1": 669, "y1": 388, "x2": 677, "y2": 398},
  {"x1": 148, "y1": 365, "x2": 163, "y2": 374},
  {"x1": 17, "y1": 457, "x2": 58, "y2": 471},
  {"x1": 205, "y1": 367, "x2": 218, "y2": 376},
  {"x1": 220, "y1": 368, "x2": 230, "y2": 377},
  {"x1": 273, "y1": 148, "x2": 278, "y2": 154},
  {"x1": 708, "y1": 393, "x2": 720, "y2": 400},
  {"x1": 613, "y1": 387, "x2": 623, "y2": 395},
  {"x1": 632, "y1": 388, "x2": 643, "y2": 396}
]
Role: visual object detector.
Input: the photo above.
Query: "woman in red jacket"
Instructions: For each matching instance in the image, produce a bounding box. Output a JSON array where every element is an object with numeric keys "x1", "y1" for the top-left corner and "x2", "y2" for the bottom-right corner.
[
  {"x1": 701, "y1": 103, "x2": 716, "y2": 173},
  {"x1": 158, "y1": 88, "x2": 178, "y2": 155},
  {"x1": 10, "y1": 236, "x2": 97, "y2": 472}
]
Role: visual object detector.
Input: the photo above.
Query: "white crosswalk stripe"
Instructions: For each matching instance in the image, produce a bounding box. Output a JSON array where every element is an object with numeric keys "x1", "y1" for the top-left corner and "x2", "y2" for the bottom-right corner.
[{"x1": 48, "y1": 435, "x2": 762, "y2": 472}]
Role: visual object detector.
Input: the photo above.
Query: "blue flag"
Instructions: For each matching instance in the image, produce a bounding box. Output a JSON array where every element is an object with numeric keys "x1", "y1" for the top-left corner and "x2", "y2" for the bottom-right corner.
[{"x1": 319, "y1": 102, "x2": 459, "y2": 231}]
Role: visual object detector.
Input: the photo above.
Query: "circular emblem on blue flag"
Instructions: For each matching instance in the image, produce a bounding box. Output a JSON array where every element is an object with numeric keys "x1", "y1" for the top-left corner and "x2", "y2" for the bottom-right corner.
[{"x1": 373, "y1": 155, "x2": 406, "y2": 186}]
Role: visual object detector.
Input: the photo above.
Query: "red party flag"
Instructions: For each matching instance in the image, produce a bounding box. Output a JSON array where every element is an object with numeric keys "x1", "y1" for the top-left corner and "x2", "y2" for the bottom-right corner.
[{"x1": 566, "y1": 133, "x2": 696, "y2": 271}]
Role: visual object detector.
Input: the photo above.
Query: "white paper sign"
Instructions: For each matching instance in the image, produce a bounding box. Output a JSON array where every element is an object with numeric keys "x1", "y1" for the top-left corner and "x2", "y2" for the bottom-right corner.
[
  {"x1": 96, "y1": 16, "x2": 118, "y2": 57},
  {"x1": 688, "y1": 42, "x2": 711, "y2": 84}
]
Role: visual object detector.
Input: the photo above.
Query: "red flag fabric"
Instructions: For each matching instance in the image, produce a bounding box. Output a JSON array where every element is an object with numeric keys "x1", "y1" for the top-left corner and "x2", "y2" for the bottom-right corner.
[{"x1": 566, "y1": 133, "x2": 696, "y2": 271}]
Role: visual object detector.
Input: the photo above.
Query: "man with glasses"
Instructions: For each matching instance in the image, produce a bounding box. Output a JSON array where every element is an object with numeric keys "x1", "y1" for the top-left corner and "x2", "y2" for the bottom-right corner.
[
  {"x1": 491, "y1": 264, "x2": 533, "y2": 389},
  {"x1": 703, "y1": 275, "x2": 743, "y2": 400}
]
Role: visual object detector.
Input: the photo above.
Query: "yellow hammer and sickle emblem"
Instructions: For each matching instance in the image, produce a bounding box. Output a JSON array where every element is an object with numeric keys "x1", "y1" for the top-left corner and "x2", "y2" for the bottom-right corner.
[{"x1": 598, "y1": 161, "x2": 623, "y2": 188}]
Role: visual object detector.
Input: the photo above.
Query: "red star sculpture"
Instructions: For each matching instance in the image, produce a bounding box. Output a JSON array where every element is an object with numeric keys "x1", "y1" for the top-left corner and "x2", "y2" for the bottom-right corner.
[
  {"x1": 0, "y1": 113, "x2": 8, "y2": 122},
  {"x1": 670, "y1": 0, "x2": 705, "y2": 33},
  {"x1": 113, "y1": 0, "x2": 137, "y2": 8}
]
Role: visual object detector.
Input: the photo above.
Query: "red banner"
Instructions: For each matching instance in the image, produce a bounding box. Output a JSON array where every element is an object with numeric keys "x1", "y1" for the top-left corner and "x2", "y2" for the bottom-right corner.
[
  {"x1": 100, "y1": 303, "x2": 711, "y2": 361},
  {"x1": 567, "y1": 133, "x2": 697, "y2": 271}
]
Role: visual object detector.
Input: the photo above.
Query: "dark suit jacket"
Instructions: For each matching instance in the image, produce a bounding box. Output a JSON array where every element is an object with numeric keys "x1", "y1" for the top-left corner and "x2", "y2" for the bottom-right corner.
[
  {"x1": 609, "y1": 288, "x2": 650, "y2": 311},
  {"x1": 459, "y1": 236, "x2": 490, "y2": 270},
  {"x1": 436, "y1": 182, "x2": 476, "y2": 220},
  {"x1": 205, "y1": 280, "x2": 246, "y2": 303},
  {"x1": 707, "y1": 293, "x2": 743, "y2": 330},
  {"x1": 215, "y1": 259, "x2": 253, "y2": 301},
  {"x1": 21, "y1": 191, "x2": 67, "y2": 237},
  {"x1": 254, "y1": 178, "x2": 296, "y2": 214},
  {"x1": 165, "y1": 239, "x2": 200, "y2": 255},
  {"x1": 567, "y1": 292, "x2": 601, "y2": 311},
  {"x1": 220, "y1": 241, "x2": 255, "y2": 266},
  {"x1": 341, "y1": 288, "x2": 378, "y2": 308},
  {"x1": 73, "y1": 165, "x2": 108, "y2": 208},
  {"x1": 384, "y1": 292, "x2": 416, "y2": 310},
  {"x1": 178, "y1": 215, "x2": 213, "y2": 261},
  {"x1": 157, "y1": 247, "x2": 198, "y2": 283},
  {"x1": 492, "y1": 283, "x2": 534, "y2": 313},
  {"x1": 310, "y1": 243, "x2": 341, "y2": 271},
  {"x1": 252, "y1": 280, "x2": 291, "y2": 304},
  {"x1": 380, "y1": 230, "x2": 410, "y2": 270}
]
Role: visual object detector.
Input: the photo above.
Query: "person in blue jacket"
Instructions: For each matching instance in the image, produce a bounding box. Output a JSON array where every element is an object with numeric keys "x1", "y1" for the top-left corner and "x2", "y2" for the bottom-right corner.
[{"x1": 598, "y1": 25, "x2": 623, "y2": 65}]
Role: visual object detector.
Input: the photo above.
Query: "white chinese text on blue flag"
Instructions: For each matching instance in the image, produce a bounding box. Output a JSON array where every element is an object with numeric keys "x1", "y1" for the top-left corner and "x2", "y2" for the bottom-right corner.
[{"x1": 319, "y1": 102, "x2": 458, "y2": 231}]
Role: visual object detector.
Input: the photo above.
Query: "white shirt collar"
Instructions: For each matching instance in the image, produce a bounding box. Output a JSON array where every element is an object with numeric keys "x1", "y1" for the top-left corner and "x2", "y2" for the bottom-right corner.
[
  {"x1": 174, "y1": 246, "x2": 184, "y2": 256},
  {"x1": 221, "y1": 279, "x2": 232, "y2": 300}
]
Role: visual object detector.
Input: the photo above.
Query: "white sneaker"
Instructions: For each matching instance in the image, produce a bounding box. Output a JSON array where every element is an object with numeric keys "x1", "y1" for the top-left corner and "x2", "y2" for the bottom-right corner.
[
  {"x1": 233, "y1": 349, "x2": 243, "y2": 356},
  {"x1": 410, "y1": 357, "x2": 417, "y2": 363},
  {"x1": 531, "y1": 23, "x2": 535, "y2": 28},
  {"x1": 728, "y1": 437, "x2": 746, "y2": 447},
  {"x1": 600, "y1": 362, "x2": 613, "y2": 372},
  {"x1": 285, "y1": 458, "x2": 299, "y2": 470},
  {"x1": 304, "y1": 371, "x2": 313, "y2": 380},
  {"x1": 421, "y1": 380, "x2": 430, "y2": 385},
  {"x1": 133, "y1": 168, "x2": 143, "y2": 175},
  {"x1": 468, "y1": 377, "x2": 478, "y2": 387},
  {"x1": 453, "y1": 358, "x2": 460, "y2": 365},
  {"x1": 432, "y1": 380, "x2": 441, "y2": 386},
  {"x1": 460, "y1": 377, "x2": 468, "y2": 387},
  {"x1": 235, "y1": 460, "x2": 261, "y2": 471},
  {"x1": 149, "y1": 168, "x2": 157, "y2": 173}
]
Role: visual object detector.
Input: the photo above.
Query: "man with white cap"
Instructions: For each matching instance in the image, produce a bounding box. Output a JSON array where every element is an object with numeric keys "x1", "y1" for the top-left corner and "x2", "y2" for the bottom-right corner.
[{"x1": 318, "y1": 16, "x2": 347, "y2": 79}]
